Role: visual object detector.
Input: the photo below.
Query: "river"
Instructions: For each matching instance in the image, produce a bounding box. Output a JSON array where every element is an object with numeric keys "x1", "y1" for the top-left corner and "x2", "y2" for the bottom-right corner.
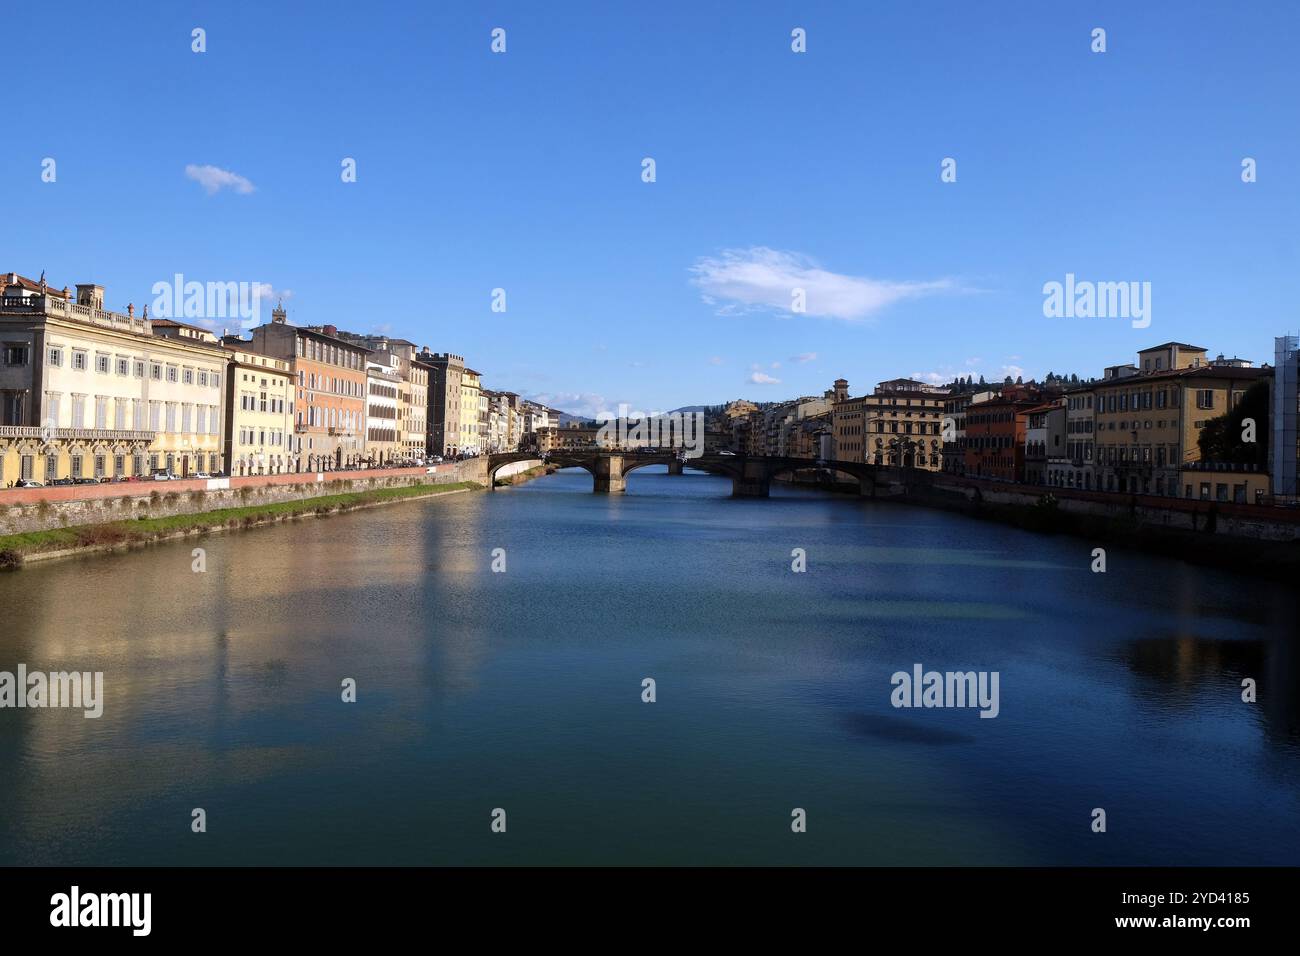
[{"x1": 0, "y1": 466, "x2": 1296, "y2": 865}]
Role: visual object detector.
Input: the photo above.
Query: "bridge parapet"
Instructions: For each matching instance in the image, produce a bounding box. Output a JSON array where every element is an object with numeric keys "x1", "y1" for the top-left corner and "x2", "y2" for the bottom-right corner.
[{"x1": 484, "y1": 450, "x2": 902, "y2": 497}]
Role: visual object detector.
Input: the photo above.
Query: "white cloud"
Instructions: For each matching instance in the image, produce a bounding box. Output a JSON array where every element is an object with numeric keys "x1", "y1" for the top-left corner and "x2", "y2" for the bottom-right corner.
[
  {"x1": 690, "y1": 246, "x2": 956, "y2": 321},
  {"x1": 748, "y1": 364, "x2": 782, "y2": 385},
  {"x1": 790, "y1": 352, "x2": 818, "y2": 364},
  {"x1": 1001, "y1": 365, "x2": 1025, "y2": 379},
  {"x1": 526, "y1": 391, "x2": 614, "y2": 419},
  {"x1": 186, "y1": 164, "x2": 256, "y2": 195},
  {"x1": 253, "y1": 284, "x2": 292, "y2": 303},
  {"x1": 964, "y1": 357, "x2": 981, "y2": 367},
  {"x1": 910, "y1": 371, "x2": 949, "y2": 386},
  {"x1": 708, "y1": 356, "x2": 724, "y2": 365}
]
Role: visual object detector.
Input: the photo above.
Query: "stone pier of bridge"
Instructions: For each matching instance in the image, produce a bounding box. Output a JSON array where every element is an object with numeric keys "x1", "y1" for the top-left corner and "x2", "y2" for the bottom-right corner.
[
  {"x1": 592, "y1": 454, "x2": 626, "y2": 494},
  {"x1": 732, "y1": 459, "x2": 771, "y2": 498}
]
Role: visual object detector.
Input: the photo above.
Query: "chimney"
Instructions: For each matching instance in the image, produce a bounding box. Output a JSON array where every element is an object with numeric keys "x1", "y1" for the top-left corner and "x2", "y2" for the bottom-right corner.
[{"x1": 323, "y1": 324, "x2": 338, "y2": 337}]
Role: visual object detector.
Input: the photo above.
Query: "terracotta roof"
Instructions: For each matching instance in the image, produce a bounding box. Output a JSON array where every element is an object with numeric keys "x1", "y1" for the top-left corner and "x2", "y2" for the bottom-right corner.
[
  {"x1": 150, "y1": 317, "x2": 211, "y2": 333},
  {"x1": 3, "y1": 272, "x2": 70, "y2": 297},
  {"x1": 1094, "y1": 365, "x2": 1267, "y2": 386},
  {"x1": 1137, "y1": 342, "x2": 1207, "y2": 353}
]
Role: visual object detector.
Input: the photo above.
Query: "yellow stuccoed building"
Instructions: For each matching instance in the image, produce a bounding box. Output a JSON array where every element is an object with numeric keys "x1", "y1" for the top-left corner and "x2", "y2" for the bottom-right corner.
[
  {"x1": 221, "y1": 343, "x2": 294, "y2": 475},
  {"x1": 0, "y1": 274, "x2": 227, "y2": 484}
]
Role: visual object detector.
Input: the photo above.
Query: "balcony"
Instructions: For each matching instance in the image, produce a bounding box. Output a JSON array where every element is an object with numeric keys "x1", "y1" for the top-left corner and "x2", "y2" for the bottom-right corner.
[
  {"x1": 0, "y1": 425, "x2": 156, "y2": 442},
  {"x1": 1, "y1": 293, "x2": 152, "y2": 336}
]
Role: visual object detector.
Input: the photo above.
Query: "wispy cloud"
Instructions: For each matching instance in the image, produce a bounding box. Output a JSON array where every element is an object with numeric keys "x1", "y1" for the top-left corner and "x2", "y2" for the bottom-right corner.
[
  {"x1": 253, "y1": 284, "x2": 292, "y2": 303},
  {"x1": 708, "y1": 356, "x2": 724, "y2": 366},
  {"x1": 748, "y1": 364, "x2": 782, "y2": 385},
  {"x1": 526, "y1": 391, "x2": 618, "y2": 419},
  {"x1": 790, "y1": 352, "x2": 818, "y2": 364},
  {"x1": 186, "y1": 164, "x2": 256, "y2": 195},
  {"x1": 690, "y1": 247, "x2": 956, "y2": 321},
  {"x1": 910, "y1": 371, "x2": 950, "y2": 386}
]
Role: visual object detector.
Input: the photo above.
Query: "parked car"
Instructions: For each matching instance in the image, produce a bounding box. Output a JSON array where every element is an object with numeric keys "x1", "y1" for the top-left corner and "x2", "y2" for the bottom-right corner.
[
  {"x1": 151, "y1": 471, "x2": 178, "y2": 481},
  {"x1": 717, "y1": 450, "x2": 737, "y2": 456},
  {"x1": 14, "y1": 478, "x2": 43, "y2": 488},
  {"x1": 193, "y1": 472, "x2": 211, "y2": 479},
  {"x1": 49, "y1": 477, "x2": 75, "y2": 486},
  {"x1": 74, "y1": 477, "x2": 99, "y2": 485}
]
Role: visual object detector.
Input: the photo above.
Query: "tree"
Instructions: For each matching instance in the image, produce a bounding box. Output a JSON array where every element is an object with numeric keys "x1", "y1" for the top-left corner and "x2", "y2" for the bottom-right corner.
[{"x1": 1197, "y1": 379, "x2": 1269, "y2": 465}]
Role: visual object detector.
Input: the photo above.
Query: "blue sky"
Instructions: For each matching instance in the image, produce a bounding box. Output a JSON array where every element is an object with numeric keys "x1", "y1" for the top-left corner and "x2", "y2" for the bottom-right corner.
[{"x1": 4, "y1": 1, "x2": 1297, "y2": 416}]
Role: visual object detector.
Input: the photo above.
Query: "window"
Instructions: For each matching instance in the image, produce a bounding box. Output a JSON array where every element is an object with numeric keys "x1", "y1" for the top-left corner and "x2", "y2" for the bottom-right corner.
[
  {"x1": 1196, "y1": 389, "x2": 1214, "y2": 410},
  {"x1": 95, "y1": 354, "x2": 110, "y2": 374},
  {"x1": 4, "y1": 344, "x2": 30, "y2": 365},
  {"x1": 134, "y1": 359, "x2": 145, "y2": 377},
  {"x1": 151, "y1": 363, "x2": 162, "y2": 380},
  {"x1": 183, "y1": 368, "x2": 194, "y2": 385},
  {"x1": 45, "y1": 456, "x2": 58, "y2": 481},
  {"x1": 166, "y1": 365, "x2": 178, "y2": 383},
  {"x1": 73, "y1": 351, "x2": 88, "y2": 371},
  {"x1": 199, "y1": 371, "x2": 208, "y2": 387},
  {"x1": 116, "y1": 357, "x2": 129, "y2": 376},
  {"x1": 211, "y1": 373, "x2": 220, "y2": 389},
  {"x1": 71, "y1": 455, "x2": 83, "y2": 478},
  {"x1": 48, "y1": 347, "x2": 63, "y2": 367}
]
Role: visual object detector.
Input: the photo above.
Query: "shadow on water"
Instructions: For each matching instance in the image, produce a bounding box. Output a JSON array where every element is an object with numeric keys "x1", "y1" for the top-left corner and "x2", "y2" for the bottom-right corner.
[{"x1": 841, "y1": 712, "x2": 977, "y2": 746}]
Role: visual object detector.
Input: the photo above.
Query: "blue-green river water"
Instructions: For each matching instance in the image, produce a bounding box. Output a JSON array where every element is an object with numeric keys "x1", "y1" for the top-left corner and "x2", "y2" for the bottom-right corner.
[{"x1": 1, "y1": 466, "x2": 1296, "y2": 865}]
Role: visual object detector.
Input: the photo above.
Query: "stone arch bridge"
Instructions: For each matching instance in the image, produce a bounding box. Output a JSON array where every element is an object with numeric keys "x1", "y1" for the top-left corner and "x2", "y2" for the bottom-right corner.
[{"x1": 486, "y1": 450, "x2": 912, "y2": 498}]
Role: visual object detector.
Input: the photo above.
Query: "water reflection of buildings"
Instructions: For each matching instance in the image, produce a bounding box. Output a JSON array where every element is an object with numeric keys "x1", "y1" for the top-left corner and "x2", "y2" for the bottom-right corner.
[
  {"x1": 1121, "y1": 612, "x2": 1299, "y2": 744},
  {"x1": 0, "y1": 508, "x2": 459, "y2": 861}
]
